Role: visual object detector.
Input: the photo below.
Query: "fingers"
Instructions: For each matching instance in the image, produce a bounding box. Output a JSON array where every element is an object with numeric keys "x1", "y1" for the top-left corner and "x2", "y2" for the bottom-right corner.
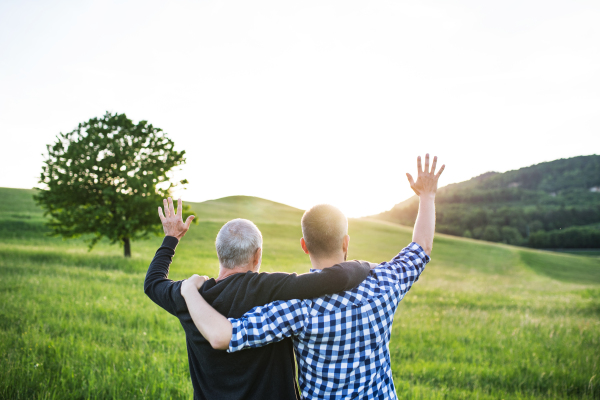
[
  {"x1": 435, "y1": 164, "x2": 446, "y2": 178},
  {"x1": 407, "y1": 173, "x2": 420, "y2": 195},
  {"x1": 431, "y1": 156, "x2": 437, "y2": 175},
  {"x1": 168, "y1": 197, "x2": 175, "y2": 217},
  {"x1": 192, "y1": 275, "x2": 207, "y2": 282},
  {"x1": 406, "y1": 173, "x2": 415, "y2": 187},
  {"x1": 158, "y1": 207, "x2": 165, "y2": 221},
  {"x1": 184, "y1": 215, "x2": 195, "y2": 229},
  {"x1": 162, "y1": 198, "x2": 181, "y2": 218},
  {"x1": 163, "y1": 199, "x2": 169, "y2": 218},
  {"x1": 188, "y1": 274, "x2": 208, "y2": 289},
  {"x1": 418, "y1": 153, "x2": 438, "y2": 175},
  {"x1": 199, "y1": 275, "x2": 208, "y2": 287}
]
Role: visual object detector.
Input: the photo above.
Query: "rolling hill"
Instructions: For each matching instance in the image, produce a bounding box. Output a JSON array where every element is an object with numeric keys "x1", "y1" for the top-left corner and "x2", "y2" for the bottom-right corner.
[
  {"x1": 371, "y1": 155, "x2": 600, "y2": 248},
  {"x1": 0, "y1": 187, "x2": 599, "y2": 399}
]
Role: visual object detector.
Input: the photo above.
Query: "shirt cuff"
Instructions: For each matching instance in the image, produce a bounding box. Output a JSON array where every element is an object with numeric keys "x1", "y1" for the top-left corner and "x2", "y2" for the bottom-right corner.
[
  {"x1": 407, "y1": 242, "x2": 431, "y2": 265},
  {"x1": 402, "y1": 242, "x2": 431, "y2": 278},
  {"x1": 227, "y1": 318, "x2": 247, "y2": 353},
  {"x1": 162, "y1": 236, "x2": 180, "y2": 250}
]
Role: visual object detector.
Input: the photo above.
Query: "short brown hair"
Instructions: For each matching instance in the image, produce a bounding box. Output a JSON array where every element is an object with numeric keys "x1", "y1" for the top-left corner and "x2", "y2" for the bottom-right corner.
[{"x1": 301, "y1": 204, "x2": 348, "y2": 257}]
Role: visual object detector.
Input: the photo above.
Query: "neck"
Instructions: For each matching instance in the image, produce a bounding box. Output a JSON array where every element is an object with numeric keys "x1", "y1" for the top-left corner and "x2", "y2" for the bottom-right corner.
[
  {"x1": 216, "y1": 264, "x2": 255, "y2": 281},
  {"x1": 309, "y1": 253, "x2": 346, "y2": 270}
]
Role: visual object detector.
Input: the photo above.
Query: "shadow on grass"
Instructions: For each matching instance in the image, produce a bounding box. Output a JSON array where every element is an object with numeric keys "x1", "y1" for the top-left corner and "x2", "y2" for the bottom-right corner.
[
  {"x1": 519, "y1": 250, "x2": 600, "y2": 285},
  {"x1": 0, "y1": 247, "x2": 148, "y2": 273},
  {"x1": 0, "y1": 218, "x2": 50, "y2": 237}
]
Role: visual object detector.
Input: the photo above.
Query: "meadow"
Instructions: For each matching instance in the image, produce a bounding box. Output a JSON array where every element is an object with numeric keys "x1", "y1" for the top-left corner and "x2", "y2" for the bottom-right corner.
[{"x1": 0, "y1": 187, "x2": 599, "y2": 399}]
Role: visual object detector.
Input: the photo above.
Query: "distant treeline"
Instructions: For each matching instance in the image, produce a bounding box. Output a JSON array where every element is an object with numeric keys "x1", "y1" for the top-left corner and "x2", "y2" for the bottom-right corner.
[
  {"x1": 374, "y1": 155, "x2": 600, "y2": 249},
  {"x1": 529, "y1": 227, "x2": 600, "y2": 249}
]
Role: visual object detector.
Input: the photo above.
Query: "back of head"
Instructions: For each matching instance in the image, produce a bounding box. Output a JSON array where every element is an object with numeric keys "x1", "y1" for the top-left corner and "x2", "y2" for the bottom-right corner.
[
  {"x1": 301, "y1": 204, "x2": 348, "y2": 258},
  {"x1": 216, "y1": 219, "x2": 263, "y2": 269}
]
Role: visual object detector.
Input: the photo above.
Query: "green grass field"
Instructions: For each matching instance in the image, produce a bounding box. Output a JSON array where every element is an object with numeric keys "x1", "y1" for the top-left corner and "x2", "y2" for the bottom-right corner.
[{"x1": 1, "y1": 187, "x2": 599, "y2": 399}]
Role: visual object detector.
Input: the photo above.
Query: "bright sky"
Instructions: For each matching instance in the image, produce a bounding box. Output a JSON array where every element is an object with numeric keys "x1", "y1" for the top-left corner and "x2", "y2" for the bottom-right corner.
[{"x1": 1, "y1": 0, "x2": 599, "y2": 217}]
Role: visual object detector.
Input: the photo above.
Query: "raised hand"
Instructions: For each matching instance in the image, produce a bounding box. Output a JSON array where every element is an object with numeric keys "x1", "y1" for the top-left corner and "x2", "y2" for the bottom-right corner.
[
  {"x1": 406, "y1": 154, "x2": 445, "y2": 197},
  {"x1": 158, "y1": 197, "x2": 195, "y2": 240}
]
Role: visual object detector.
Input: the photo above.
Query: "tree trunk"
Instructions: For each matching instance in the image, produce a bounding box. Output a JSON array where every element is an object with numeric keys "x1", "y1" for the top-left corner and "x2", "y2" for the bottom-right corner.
[{"x1": 123, "y1": 237, "x2": 131, "y2": 258}]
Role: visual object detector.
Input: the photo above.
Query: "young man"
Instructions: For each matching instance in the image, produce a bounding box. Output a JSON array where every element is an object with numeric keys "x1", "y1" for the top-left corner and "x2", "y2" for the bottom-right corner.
[
  {"x1": 144, "y1": 199, "x2": 371, "y2": 400},
  {"x1": 180, "y1": 154, "x2": 444, "y2": 399}
]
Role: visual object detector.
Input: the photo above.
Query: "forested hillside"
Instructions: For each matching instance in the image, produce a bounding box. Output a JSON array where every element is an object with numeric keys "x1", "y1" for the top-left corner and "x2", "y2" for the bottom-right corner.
[{"x1": 372, "y1": 155, "x2": 600, "y2": 248}]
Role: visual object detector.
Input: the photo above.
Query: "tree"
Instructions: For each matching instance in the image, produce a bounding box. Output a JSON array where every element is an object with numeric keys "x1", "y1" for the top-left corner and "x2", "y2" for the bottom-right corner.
[
  {"x1": 529, "y1": 220, "x2": 544, "y2": 234},
  {"x1": 35, "y1": 112, "x2": 194, "y2": 257},
  {"x1": 481, "y1": 225, "x2": 501, "y2": 242},
  {"x1": 500, "y1": 226, "x2": 524, "y2": 245}
]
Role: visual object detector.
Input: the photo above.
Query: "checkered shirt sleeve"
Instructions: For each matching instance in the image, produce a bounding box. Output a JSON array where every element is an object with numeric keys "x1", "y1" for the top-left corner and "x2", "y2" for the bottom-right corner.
[
  {"x1": 228, "y1": 299, "x2": 309, "y2": 353},
  {"x1": 373, "y1": 241, "x2": 430, "y2": 289}
]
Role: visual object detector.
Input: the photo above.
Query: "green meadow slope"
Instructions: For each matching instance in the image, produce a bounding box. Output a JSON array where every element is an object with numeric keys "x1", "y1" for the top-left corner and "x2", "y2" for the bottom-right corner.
[{"x1": 1, "y1": 187, "x2": 599, "y2": 399}]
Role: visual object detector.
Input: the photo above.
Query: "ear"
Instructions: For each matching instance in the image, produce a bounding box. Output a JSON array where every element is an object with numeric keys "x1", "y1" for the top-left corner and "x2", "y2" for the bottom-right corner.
[
  {"x1": 342, "y1": 235, "x2": 350, "y2": 253},
  {"x1": 300, "y1": 238, "x2": 309, "y2": 254},
  {"x1": 254, "y1": 247, "x2": 262, "y2": 266}
]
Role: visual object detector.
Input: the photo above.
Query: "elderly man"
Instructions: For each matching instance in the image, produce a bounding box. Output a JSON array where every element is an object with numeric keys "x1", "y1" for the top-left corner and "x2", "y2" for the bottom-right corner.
[
  {"x1": 144, "y1": 198, "x2": 370, "y2": 400},
  {"x1": 180, "y1": 154, "x2": 444, "y2": 399}
]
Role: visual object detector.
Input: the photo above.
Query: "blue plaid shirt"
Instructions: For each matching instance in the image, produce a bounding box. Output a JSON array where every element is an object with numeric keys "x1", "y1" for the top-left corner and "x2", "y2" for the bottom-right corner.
[{"x1": 228, "y1": 242, "x2": 430, "y2": 399}]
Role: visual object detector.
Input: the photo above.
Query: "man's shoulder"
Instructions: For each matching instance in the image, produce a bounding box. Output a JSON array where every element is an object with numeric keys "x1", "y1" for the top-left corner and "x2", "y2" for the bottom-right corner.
[
  {"x1": 205, "y1": 270, "x2": 283, "y2": 287},
  {"x1": 199, "y1": 272, "x2": 253, "y2": 302}
]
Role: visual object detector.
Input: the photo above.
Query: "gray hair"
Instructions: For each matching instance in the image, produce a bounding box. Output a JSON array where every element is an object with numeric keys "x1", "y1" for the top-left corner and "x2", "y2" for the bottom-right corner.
[{"x1": 215, "y1": 219, "x2": 263, "y2": 269}]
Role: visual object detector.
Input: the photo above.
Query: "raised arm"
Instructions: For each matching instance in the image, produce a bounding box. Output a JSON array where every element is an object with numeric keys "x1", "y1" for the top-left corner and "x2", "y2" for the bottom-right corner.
[
  {"x1": 371, "y1": 155, "x2": 443, "y2": 285},
  {"x1": 144, "y1": 197, "x2": 195, "y2": 314},
  {"x1": 144, "y1": 236, "x2": 181, "y2": 315},
  {"x1": 406, "y1": 154, "x2": 444, "y2": 255}
]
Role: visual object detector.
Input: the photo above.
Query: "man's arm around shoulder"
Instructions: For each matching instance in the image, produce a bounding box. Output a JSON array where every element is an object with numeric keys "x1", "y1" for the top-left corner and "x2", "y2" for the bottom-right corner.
[
  {"x1": 180, "y1": 276, "x2": 308, "y2": 351},
  {"x1": 181, "y1": 276, "x2": 233, "y2": 350},
  {"x1": 256, "y1": 260, "x2": 370, "y2": 302}
]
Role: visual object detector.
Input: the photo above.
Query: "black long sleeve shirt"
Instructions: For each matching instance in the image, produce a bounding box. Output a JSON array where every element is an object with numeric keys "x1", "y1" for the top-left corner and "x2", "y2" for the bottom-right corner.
[{"x1": 144, "y1": 236, "x2": 370, "y2": 400}]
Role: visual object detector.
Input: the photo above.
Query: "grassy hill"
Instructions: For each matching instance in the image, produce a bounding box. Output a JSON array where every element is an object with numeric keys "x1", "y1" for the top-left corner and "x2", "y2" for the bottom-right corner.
[
  {"x1": 372, "y1": 155, "x2": 600, "y2": 249},
  {"x1": 1, "y1": 187, "x2": 599, "y2": 399}
]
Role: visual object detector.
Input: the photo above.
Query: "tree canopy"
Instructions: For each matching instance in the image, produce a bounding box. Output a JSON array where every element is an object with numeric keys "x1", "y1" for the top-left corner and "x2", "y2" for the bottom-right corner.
[{"x1": 35, "y1": 112, "x2": 194, "y2": 257}]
